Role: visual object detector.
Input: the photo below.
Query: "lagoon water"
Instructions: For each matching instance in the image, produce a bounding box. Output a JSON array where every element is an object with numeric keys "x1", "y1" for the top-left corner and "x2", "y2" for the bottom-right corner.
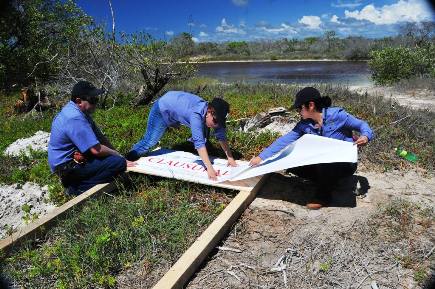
[{"x1": 197, "y1": 60, "x2": 372, "y2": 86}]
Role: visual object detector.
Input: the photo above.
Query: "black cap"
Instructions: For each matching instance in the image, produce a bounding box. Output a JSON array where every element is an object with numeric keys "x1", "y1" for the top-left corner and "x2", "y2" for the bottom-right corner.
[
  {"x1": 292, "y1": 87, "x2": 321, "y2": 109},
  {"x1": 71, "y1": 81, "x2": 104, "y2": 104},
  {"x1": 210, "y1": 98, "x2": 230, "y2": 127}
]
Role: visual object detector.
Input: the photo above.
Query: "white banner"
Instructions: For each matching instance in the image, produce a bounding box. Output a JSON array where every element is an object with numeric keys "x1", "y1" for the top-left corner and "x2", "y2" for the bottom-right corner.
[
  {"x1": 221, "y1": 134, "x2": 357, "y2": 181},
  {"x1": 134, "y1": 134, "x2": 357, "y2": 184}
]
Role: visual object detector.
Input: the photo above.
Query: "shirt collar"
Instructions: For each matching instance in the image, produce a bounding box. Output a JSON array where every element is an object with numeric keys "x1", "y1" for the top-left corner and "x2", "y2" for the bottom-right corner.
[{"x1": 68, "y1": 100, "x2": 90, "y2": 119}]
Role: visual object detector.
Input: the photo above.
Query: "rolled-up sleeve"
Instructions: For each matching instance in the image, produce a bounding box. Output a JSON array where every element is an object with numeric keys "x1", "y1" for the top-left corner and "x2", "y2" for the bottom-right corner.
[
  {"x1": 214, "y1": 126, "x2": 227, "y2": 142},
  {"x1": 189, "y1": 113, "x2": 207, "y2": 149},
  {"x1": 343, "y1": 112, "x2": 374, "y2": 141},
  {"x1": 259, "y1": 128, "x2": 302, "y2": 160}
]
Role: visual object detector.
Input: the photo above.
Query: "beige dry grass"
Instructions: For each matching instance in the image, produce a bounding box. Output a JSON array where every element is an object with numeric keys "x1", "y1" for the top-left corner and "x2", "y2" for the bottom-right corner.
[{"x1": 186, "y1": 169, "x2": 434, "y2": 289}]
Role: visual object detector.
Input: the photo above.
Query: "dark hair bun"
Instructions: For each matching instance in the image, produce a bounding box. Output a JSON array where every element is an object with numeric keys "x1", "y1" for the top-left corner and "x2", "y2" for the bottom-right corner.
[{"x1": 321, "y1": 96, "x2": 332, "y2": 108}]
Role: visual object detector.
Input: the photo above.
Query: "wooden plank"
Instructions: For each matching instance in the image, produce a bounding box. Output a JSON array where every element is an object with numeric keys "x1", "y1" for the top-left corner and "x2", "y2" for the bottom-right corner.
[
  {"x1": 0, "y1": 182, "x2": 115, "y2": 254},
  {"x1": 152, "y1": 173, "x2": 270, "y2": 289}
]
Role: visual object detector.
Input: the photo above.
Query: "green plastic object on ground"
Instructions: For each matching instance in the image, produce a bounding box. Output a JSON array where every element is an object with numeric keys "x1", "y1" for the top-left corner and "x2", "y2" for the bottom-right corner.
[{"x1": 394, "y1": 147, "x2": 418, "y2": 163}]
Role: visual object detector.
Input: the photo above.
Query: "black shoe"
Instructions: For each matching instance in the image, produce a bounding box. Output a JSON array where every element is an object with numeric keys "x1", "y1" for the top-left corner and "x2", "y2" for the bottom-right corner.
[{"x1": 126, "y1": 151, "x2": 140, "y2": 161}]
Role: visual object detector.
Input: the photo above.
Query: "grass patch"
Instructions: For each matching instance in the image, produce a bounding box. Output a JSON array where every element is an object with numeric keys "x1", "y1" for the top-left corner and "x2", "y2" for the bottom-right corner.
[
  {"x1": 372, "y1": 198, "x2": 434, "y2": 241},
  {"x1": 365, "y1": 198, "x2": 434, "y2": 285},
  {"x1": 0, "y1": 176, "x2": 232, "y2": 288}
]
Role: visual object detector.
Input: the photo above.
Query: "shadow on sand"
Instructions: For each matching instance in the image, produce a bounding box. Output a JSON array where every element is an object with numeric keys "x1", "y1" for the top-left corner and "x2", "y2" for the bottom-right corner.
[{"x1": 258, "y1": 172, "x2": 370, "y2": 208}]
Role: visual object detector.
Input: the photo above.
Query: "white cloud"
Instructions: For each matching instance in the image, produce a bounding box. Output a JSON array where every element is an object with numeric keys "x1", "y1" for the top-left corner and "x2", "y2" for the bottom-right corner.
[
  {"x1": 331, "y1": 0, "x2": 362, "y2": 8},
  {"x1": 165, "y1": 30, "x2": 174, "y2": 36},
  {"x1": 345, "y1": 0, "x2": 432, "y2": 25},
  {"x1": 298, "y1": 16, "x2": 322, "y2": 29},
  {"x1": 192, "y1": 37, "x2": 199, "y2": 43},
  {"x1": 331, "y1": 15, "x2": 341, "y2": 23},
  {"x1": 259, "y1": 23, "x2": 297, "y2": 34},
  {"x1": 216, "y1": 18, "x2": 246, "y2": 34},
  {"x1": 338, "y1": 27, "x2": 352, "y2": 33},
  {"x1": 199, "y1": 31, "x2": 208, "y2": 37},
  {"x1": 232, "y1": 0, "x2": 248, "y2": 6},
  {"x1": 199, "y1": 24, "x2": 207, "y2": 28}
]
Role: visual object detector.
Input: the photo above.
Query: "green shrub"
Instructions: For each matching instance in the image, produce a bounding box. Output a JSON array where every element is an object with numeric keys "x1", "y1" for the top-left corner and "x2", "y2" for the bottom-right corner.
[{"x1": 368, "y1": 45, "x2": 435, "y2": 85}]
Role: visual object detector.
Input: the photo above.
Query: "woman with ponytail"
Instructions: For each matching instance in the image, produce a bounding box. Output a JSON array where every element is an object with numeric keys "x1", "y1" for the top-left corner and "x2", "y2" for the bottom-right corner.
[{"x1": 249, "y1": 87, "x2": 373, "y2": 209}]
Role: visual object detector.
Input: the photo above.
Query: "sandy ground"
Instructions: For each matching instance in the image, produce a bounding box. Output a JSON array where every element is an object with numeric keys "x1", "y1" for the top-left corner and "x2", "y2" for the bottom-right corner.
[
  {"x1": 4, "y1": 130, "x2": 50, "y2": 157},
  {"x1": 115, "y1": 168, "x2": 434, "y2": 288},
  {"x1": 0, "y1": 131, "x2": 54, "y2": 239},
  {"x1": 188, "y1": 57, "x2": 345, "y2": 63},
  {"x1": 0, "y1": 182, "x2": 55, "y2": 239},
  {"x1": 349, "y1": 86, "x2": 435, "y2": 112},
  {"x1": 186, "y1": 169, "x2": 434, "y2": 289}
]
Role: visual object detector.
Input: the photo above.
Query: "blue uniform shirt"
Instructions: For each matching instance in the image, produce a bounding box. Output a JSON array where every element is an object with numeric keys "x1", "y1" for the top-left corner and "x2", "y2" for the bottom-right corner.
[
  {"x1": 157, "y1": 91, "x2": 227, "y2": 149},
  {"x1": 259, "y1": 107, "x2": 374, "y2": 160},
  {"x1": 48, "y1": 101, "x2": 99, "y2": 171}
]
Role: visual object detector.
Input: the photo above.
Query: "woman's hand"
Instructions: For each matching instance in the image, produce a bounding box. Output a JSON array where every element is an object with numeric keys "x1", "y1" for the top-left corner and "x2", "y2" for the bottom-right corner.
[
  {"x1": 354, "y1": 135, "x2": 369, "y2": 147},
  {"x1": 207, "y1": 167, "x2": 218, "y2": 181},
  {"x1": 227, "y1": 157, "x2": 238, "y2": 167},
  {"x1": 249, "y1": 156, "x2": 263, "y2": 167}
]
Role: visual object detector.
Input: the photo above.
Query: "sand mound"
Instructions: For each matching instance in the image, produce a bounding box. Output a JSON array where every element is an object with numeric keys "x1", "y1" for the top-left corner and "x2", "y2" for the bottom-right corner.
[
  {"x1": 349, "y1": 86, "x2": 435, "y2": 112},
  {"x1": 0, "y1": 182, "x2": 55, "y2": 239},
  {"x1": 4, "y1": 131, "x2": 50, "y2": 157}
]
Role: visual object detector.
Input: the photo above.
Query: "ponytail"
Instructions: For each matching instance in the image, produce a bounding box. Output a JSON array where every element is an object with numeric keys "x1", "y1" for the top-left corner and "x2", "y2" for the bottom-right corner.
[
  {"x1": 305, "y1": 96, "x2": 332, "y2": 112},
  {"x1": 320, "y1": 96, "x2": 332, "y2": 108}
]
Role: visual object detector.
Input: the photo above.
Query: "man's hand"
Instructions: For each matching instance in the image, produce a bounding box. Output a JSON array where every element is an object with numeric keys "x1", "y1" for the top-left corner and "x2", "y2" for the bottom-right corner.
[
  {"x1": 73, "y1": 151, "x2": 87, "y2": 164},
  {"x1": 227, "y1": 157, "x2": 238, "y2": 167},
  {"x1": 207, "y1": 167, "x2": 218, "y2": 181},
  {"x1": 126, "y1": 160, "x2": 137, "y2": 167},
  {"x1": 249, "y1": 156, "x2": 262, "y2": 167},
  {"x1": 354, "y1": 135, "x2": 369, "y2": 147}
]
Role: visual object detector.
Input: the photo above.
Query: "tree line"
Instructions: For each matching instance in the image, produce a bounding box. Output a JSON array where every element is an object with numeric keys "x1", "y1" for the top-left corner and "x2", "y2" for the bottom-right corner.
[
  {"x1": 1, "y1": 0, "x2": 434, "y2": 101},
  {"x1": 195, "y1": 24, "x2": 433, "y2": 61}
]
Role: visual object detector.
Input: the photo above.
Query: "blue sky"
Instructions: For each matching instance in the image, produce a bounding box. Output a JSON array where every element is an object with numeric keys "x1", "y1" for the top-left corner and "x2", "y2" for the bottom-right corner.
[{"x1": 75, "y1": 0, "x2": 434, "y2": 42}]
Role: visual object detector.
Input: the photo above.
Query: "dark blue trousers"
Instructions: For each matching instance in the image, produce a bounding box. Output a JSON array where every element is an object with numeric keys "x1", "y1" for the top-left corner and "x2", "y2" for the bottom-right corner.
[{"x1": 60, "y1": 155, "x2": 126, "y2": 195}]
